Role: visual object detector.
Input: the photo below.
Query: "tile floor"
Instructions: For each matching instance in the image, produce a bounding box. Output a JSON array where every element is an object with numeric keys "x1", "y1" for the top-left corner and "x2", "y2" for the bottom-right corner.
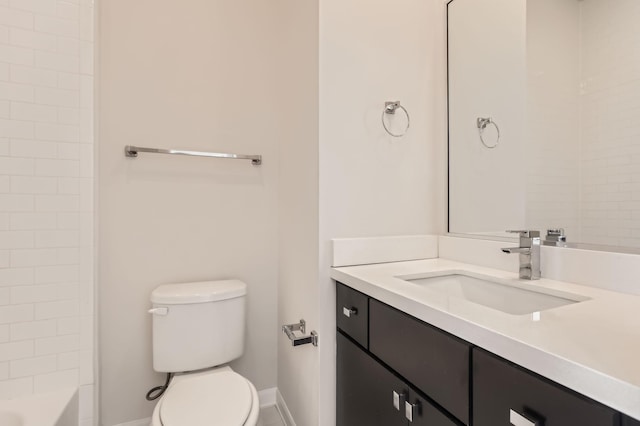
[{"x1": 257, "y1": 405, "x2": 285, "y2": 426}]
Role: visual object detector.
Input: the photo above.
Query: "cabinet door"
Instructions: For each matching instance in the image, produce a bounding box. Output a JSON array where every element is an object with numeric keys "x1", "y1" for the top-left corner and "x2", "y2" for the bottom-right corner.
[
  {"x1": 473, "y1": 348, "x2": 618, "y2": 426},
  {"x1": 623, "y1": 415, "x2": 640, "y2": 426},
  {"x1": 337, "y1": 331, "x2": 459, "y2": 426},
  {"x1": 369, "y1": 299, "x2": 470, "y2": 424},
  {"x1": 337, "y1": 331, "x2": 406, "y2": 426}
]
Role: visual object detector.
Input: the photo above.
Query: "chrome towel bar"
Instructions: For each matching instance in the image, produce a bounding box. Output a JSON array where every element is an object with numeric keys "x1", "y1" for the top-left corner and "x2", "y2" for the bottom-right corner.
[{"x1": 124, "y1": 145, "x2": 262, "y2": 165}]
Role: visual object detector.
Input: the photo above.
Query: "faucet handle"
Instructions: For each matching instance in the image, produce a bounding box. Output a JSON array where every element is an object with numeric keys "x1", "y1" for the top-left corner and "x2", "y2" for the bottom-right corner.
[{"x1": 506, "y1": 230, "x2": 541, "y2": 238}]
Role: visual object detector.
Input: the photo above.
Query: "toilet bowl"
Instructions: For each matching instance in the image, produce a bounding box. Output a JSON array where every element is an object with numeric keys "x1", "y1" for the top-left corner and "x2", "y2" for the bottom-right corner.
[{"x1": 150, "y1": 367, "x2": 260, "y2": 426}]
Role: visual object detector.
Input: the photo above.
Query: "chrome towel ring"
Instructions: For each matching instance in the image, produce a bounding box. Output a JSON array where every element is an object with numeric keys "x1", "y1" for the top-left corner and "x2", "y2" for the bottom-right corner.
[
  {"x1": 382, "y1": 101, "x2": 410, "y2": 138},
  {"x1": 477, "y1": 117, "x2": 500, "y2": 149}
]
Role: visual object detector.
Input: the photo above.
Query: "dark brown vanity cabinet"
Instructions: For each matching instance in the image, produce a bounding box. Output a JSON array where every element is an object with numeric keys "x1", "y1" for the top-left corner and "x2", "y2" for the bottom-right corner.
[
  {"x1": 472, "y1": 348, "x2": 619, "y2": 425},
  {"x1": 336, "y1": 282, "x2": 639, "y2": 426}
]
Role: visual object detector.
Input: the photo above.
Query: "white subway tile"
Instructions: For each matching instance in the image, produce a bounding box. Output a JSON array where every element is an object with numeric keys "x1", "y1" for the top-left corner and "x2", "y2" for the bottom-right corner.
[
  {"x1": 79, "y1": 107, "x2": 91, "y2": 142},
  {"x1": 78, "y1": 2, "x2": 92, "y2": 42},
  {"x1": 57, "y1": 1, "x2": 79, "y2": 20},
  {"x1": 0, "y1": 24, "x2": 7, "y2": 43},
  {"x1": 57, "y1": 316, "x2": 78, "y2": 334},
  {"x1": 9, "y1": 0, "x2": 57, "y2": 15},
  {"x1": 10, "y1": 354, "x2": 56, "y2": 378},
  {"x1": 56, "y1": 212, "x2": 78, "y2": 229},
  {"x1": 0, "y1": 81, "x2": 34, "y2": 101},
  {"x1": 9, "y1": 28, "x2": 56, "y2": 51},
  {"x1": 11, "y1": 176, "x2": 57, "y2": 194},
  {"x1": 35, "y1": 229, "x2": 78, "y2": 247},
  {"x1": 0, "y1": 340, "x2": 33, "y2": 361},
  {"x1": 57, "y1": 142, "x2": 79, "y2": 159},
  {"x1": 79, "y1": 74, "x2": 91, "y2": 107},
  {"x1": 0, "y1": 119, "x2": 34, "y2": 139},
  {"x1": 10, "y1": 64, "x2": 57, "y2": 88},
  {"x1": 0, "y1": 324, "x2": 7, "y2": 342},
  {"x1": 0, "y1": 44, "x2": 33, "y2": 65},
  {"x1": 0, "y1": 304, "x2": 33, "y2": 325},
  {"x1": 34, "y1": 265, "x2": 77, "y2": 283},
  {"x1": 78, "y1": 313, "x2": 90, "y2": 349},
  {"x1": 11, "y1": 248, "x2": 60, "y2": 266},
  {"x1": 0, "y1": 231, "x2": 33, "y2": 249},
  {"x1": 34, "y1": 299, "x2": 78, "y2": 319},
  {"x1": 0, "y1": 7, "x2": 34, "y2": 30},
  {"x1": 0, "y1": 268, "x2": 33, "y2": 286},
  {"x1": 10, "y1": 139, "x2": 57, "y2": 158},
  {"x1": 0, "y1": 62, "x2": 8, "y2": 81},
  {"x1": 0, "y1": 213, "x2": 8, "y2": 230},
  {"x1": 57, "y1": 108, "x2": 79, "y2": 125},
  {"x1": 0, "y1": 377, "x2": 32, "y2": 399},
  {"x1": 0, "y1": 250, "x2": 8, "y2": 267},
  {"x1": 34, "y1": 15, "x2": 77, "y2": 38},
  {"x1": 11, "y1": 284, "x2": 60, "y2": 303},
  {"x1": 78, "y1": 349, "x2": 91, "y2": 385},
  {"x1": 56, "y1": 36, "x2": 79, "y2": 55},
  {"x1": 57, "y1": 247, "x2": 78, "y2": 264},
  {"x1": 0, "y1": 175, "x2": 8, "y2": 192},
  {"x1": 10, "y1": 319, "x2": 56, "y2": 340},
  {"x1": 79, "y1": 40, "x2": 91, "y2": 74},
  {"x1": 0, "y1": 157, "x2": 34, "y2": 175},
  {"x1": 0, "y1": 194, "x2": 33, "y2": 211},
  {"x1": 35, "y1": 122, "x2": 79, "y2": 142},
  {"x1": 0, "y1": 287, "x2": 9, "y2": 305},
  {"x1": 78, "y1": 178, "x2": 90, "y2": 211},
  {"x1": 34, "y1": 368, "x2": 77, "y2": 393},
  {"x1": 35, "y1": 194, "x2": 79, "y2": 211},
  {"x1": 35, "y1": 86, "x2": 78, "y2": 107},
  {"x1": 0, "y1": 138, "x2": 9, "y2": 155},
  {"x1": 57, "y1": 73, "x2": 79, "y2": 92},
  {"x1": 35, "y1": 333, "x2": 78, "y2": 355},
  {"x1": 57, "y1": 350, "x2": 78, "y2": 369},
  {"x1": 56, "y1": 177, "x2": 77, "y2": 194},
  {"x1": 35, "y1": 50, "x2": 79, "y2": 73},
  {"x1": 35, "y1": 158, "x2": 78, "y2": 176},
  {"x1": 0, "y1": 99, "x2": 9, "y2": 118},
  {"x1": 10, "y1": 213, "x2": 56, "y2": 230},
  {"x1": 0, "y1": 362, "x2": 7, "y2": 380},
  {"x1": 11, "y1": 102, "x2": 58, "y2": 123}
]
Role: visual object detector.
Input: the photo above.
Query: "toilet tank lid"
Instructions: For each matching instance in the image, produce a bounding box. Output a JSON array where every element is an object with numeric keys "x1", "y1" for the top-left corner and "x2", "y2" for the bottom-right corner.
[{"x1": 151, "y1": 280, "x2": 247, "y2": 304}]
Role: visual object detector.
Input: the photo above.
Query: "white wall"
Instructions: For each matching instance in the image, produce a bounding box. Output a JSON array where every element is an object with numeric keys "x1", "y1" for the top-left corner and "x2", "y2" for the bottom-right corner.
[
  {"x1": 0, "y1": 0, "x2": 95, "y2": 424},
  {"x1": 316, "y1": 0, "x2": 444, "y2": 424},
  {"x1": 448, "y1": 0, "x2": 527, "y2": 234},
  {"x1": 98, "y1": 1, "x2": 281, "y2": 424},
  {"x1": 276, "y1": 0, "x2": 320, "y2": 425}
]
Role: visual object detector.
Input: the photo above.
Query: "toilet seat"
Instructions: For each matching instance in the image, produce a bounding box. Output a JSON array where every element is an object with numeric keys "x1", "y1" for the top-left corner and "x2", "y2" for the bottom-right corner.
[{"x1": 159, "y1": 371, "x2": 253, "y2": 426}]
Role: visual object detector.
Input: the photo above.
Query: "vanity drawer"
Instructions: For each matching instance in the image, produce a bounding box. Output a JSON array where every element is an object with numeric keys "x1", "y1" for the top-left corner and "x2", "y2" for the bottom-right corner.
[
  {"x1": 336, "y1": 282, "x2": 369, "y2": 348},
  {"x1": 473, "y1": 348, "x2": 618, "y2": 426},
  {"x1": 369, "y1": 299, "x2": 471, "y2": 425}
]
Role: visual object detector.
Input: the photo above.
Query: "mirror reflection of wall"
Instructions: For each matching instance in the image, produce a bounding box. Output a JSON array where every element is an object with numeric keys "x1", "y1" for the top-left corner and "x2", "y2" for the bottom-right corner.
[{"x1": 448, "y1": 0, "x2": 640, "y2": 248}]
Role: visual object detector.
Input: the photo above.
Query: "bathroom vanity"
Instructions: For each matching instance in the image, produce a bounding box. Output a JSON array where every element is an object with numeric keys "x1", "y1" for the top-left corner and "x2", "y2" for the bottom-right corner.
[{"x1": 332, "y1": 259, "x2": 640, "y2": 426}]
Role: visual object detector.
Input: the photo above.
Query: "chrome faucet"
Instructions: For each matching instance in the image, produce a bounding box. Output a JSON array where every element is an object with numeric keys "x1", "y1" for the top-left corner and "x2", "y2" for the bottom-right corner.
[{"x1": 501, "y1": 230, "x2": 541, "y2": 280}]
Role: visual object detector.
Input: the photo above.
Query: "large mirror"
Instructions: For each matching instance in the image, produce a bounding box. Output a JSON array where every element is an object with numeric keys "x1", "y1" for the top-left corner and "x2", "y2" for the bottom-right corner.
[{"x1": 448, "y1": 0, "x2": 640, "y2": 249}]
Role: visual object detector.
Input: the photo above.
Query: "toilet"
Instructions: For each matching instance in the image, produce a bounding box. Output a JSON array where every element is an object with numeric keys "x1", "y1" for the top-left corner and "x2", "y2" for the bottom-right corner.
[{"x1": 148, "y1": 280, "x2": 260, "y2": 426}]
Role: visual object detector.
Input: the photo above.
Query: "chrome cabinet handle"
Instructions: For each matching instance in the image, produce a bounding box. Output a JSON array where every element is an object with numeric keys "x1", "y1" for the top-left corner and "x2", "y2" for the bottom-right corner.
[
  {"x1": 342, "y1": 307, "x2": 358, "y2": 318},
  {"x1": 392, "y1": 391, "x2": 406, "y2": 411},
  {"x1": 510, "y1": 409, "x2": 541, "y2": 426},
  {"x1": 405, "y1": 401, "x2": 416, "y2": 422}
]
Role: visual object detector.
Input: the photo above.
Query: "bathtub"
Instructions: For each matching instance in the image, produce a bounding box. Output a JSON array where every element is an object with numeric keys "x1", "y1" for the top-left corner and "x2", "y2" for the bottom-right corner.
[{"x1": 0, "y1": 388, "x2": 78, "y2": 426}]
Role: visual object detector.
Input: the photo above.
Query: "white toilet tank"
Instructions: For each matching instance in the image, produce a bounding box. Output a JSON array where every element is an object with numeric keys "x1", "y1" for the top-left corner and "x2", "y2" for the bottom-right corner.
[{"x1": 150, "y1": 280, "x2": 247, "y2": 373}]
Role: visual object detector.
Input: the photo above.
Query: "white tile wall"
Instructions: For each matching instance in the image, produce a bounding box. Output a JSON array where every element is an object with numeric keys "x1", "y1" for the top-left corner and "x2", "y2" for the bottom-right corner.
[{"x1": 0, "y1": 0, "x2": 93, "y2": 424}]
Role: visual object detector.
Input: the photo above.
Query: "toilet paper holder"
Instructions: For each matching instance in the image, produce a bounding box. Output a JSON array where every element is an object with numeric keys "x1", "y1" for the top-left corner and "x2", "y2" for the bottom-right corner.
[{"x1": 282, "y1": 319, "x2": 318, "y2": 347}]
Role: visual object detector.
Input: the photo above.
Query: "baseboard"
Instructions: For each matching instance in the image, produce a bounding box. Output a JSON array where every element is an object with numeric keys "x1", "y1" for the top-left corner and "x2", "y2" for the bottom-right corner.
[
  {"x1": 258, "y1": 387, "x2": 277, "y2": 407},
  {"x1": 276, "y1": 389, "x2": 296, "y2": 426},
  {"x1": 113, "y1": 418, "x2": 150, "y2": 426}
]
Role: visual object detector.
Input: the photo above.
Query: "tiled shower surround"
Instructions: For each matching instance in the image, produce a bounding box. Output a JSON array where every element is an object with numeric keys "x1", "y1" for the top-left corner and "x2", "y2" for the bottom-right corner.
[{"x1": 0, "y1": 0, "x2": 95, "y2": 424}]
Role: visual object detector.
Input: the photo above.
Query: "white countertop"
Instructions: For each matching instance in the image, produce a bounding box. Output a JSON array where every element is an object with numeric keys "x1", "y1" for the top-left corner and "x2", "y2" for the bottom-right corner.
[{"x1": 331, "y1": 258, "x2": 640, "y2": 421}]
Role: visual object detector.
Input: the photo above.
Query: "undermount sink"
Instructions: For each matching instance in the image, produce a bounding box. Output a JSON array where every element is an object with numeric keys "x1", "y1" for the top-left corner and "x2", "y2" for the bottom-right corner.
[{"x1": 398, "y1": 272, "x2": 589, "y2": 315}]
